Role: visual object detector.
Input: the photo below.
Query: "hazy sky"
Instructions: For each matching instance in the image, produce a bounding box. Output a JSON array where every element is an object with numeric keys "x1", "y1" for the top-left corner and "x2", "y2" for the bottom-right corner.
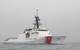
[{"x1": 0, "y1": 0, "x2": 80, "y2": 42}]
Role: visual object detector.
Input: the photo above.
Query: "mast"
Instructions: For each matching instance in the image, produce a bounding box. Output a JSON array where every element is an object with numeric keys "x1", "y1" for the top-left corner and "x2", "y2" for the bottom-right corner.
[{"x1": 34, "y1": 9, "x2": 40, "y2": 29}]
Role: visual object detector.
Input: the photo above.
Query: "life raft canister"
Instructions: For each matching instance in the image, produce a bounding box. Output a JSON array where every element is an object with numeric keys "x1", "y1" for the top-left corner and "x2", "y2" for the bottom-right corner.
[{"x1": 45, "y1": 36, "x2": 52, "y2": 44}]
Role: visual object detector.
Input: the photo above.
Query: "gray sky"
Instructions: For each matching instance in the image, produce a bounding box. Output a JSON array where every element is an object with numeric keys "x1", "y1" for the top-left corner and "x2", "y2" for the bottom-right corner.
[{"x1": 0, "y1": 0, "x2": 80, "y2": 42}]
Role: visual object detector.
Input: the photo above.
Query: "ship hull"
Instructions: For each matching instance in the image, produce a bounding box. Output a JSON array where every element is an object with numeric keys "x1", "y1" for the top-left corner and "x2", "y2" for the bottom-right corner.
[{"x1": 3, "y1": 36, "x2": 66, "y2": 44}]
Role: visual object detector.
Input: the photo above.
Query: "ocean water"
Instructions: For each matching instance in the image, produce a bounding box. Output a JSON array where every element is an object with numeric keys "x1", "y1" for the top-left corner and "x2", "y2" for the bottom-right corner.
[{"x1": 0, "y1": 43, "x2": 80, "y2": 50}]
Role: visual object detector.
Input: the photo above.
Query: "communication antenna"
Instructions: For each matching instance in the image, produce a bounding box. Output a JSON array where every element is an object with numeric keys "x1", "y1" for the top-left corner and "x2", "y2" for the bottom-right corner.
[{"x1": 36, "y1": 9, "x2": 38, "y2": 17}]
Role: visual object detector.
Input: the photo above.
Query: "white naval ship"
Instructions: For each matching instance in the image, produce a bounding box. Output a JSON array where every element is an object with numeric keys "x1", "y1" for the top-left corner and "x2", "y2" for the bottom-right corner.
[{"x1": 4, "y1": 9, "x2": 66, "y2": 44}]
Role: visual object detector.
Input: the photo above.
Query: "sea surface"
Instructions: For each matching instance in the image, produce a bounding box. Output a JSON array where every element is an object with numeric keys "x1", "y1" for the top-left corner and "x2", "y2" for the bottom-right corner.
[{"x1": 0, "y1": 43, "x2": 80, "y2": 50}]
